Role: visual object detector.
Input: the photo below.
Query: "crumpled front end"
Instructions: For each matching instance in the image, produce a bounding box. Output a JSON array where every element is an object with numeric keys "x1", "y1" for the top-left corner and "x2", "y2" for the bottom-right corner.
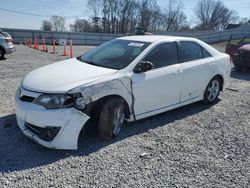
[
  {"x1": 15, "y1": 75, "x2": 134, "y2": 150},
  {"x1": 69, "y1": 77, "x2": 135, "y2": 120},
  {"x1": 15, "y1": 88, "x2": 89, "y2": 150}
]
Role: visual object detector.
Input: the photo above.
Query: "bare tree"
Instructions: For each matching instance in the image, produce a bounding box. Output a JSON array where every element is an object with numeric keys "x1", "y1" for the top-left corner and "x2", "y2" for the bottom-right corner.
[
  {"x1": 87, "y1": 0, "x2": 104, "y2": 32},
  {"x1": 85, "y1": 0, "x2": 187, "y2": 33},
  {"x1": 194, "y1": 0, "x2": 238, "y2": 30},
  {"x1": 101, "y1": 0, "x2": 120, "y2": 33},
  {"x1": 87, "y1": 0, "x2": 102, "y2": 17},
  {"x1": 138, "y1": 0, "x2": 158, "y2": 29},
  {"x1": 87, "y1": 0, "x2": 139, "y2": 33},
  {"x1": 69, "y1": 18, "x2": 92, "y2": 32},
  {"x1": 41, "y1": 20, "x2": 52, "y2": 31},
  {"x1": 162, "y1": 0, "x2": 187, "y2": 31},
  {"x1": 116, "y1": 0, "x2": 141, "y2": 33},
  {"x1": 239, "y1": 17, "x2": 250, "y2": 24},
  {"x1": 50, "y1": 15, "x2": 66, "y2": 31},
  {"x1": 92, "y1": 16, "x2": 102, "y2": 32}
]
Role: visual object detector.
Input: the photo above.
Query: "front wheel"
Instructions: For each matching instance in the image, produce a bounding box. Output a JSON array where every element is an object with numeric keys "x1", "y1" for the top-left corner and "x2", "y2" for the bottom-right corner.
[
  {"x1": 203, "y1": 77, "x2": 221, "y2": 104},
  {"x1": 98, "y1": 98, "x2": 125, "y2": 140}
]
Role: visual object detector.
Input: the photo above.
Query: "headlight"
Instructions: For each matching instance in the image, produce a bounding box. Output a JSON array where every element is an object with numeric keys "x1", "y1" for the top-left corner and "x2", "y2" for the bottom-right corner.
[
  {"x1": 34, "y1": 94, "x2": 75, "y2": 109},
  {"x1": 34, "y1": 93, "x2": 87, "y2": 110}
]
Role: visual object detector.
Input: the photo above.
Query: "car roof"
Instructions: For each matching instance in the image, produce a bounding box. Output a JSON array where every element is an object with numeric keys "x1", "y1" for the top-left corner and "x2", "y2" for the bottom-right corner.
[
  {"x1": 118, "y1": 35, "x2": 221, "y2": 57},
  {"x1": 118, "y1": 35, "x2": 196, "y2": 43}
]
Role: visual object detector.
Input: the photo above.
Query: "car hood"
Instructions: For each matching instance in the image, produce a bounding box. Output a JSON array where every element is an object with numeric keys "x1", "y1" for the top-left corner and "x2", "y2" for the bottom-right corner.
[{"x1": 22, "y1": 58, "x2": 117, "y2": 93}]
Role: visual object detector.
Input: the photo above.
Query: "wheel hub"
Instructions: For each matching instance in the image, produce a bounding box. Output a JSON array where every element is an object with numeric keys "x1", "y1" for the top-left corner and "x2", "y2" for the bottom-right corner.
[
  {"x1": 207, "y1": 80, "x2": 220, "y2": 101},
  {"x1": 113, "y1": 105, "x2": 125, "y2": 136}
]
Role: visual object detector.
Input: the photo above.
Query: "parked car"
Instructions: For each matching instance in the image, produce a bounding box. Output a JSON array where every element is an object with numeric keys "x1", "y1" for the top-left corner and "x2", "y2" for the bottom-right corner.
[
  {"x1": 15, "y1": 36, "x2": 232, "y2": 150},
  {"x1": 233, "y1": 44, "x2": 250, "y2": 71},
  {"x1": 0, "y1": 30, "x2": 15, "y2": 59},
  {"x1": 2, "y1": 31, "x2": 12, "y2": 39},
  {"x1": 225, "y1": 35, "x2": 249, "y2": 58}
]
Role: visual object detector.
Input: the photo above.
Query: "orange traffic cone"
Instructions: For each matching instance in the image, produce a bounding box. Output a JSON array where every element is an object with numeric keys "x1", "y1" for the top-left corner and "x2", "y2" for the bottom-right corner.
[
  {"x1": 37, "y1": 39, "x2": 40, "y2": 50},
  {"x1": 51, "y1": 39, "x2": 56, "y2": 54},
  {"x1": 42, "y1": 37, "x2": 45, "y2": 51},
  {"x1": 33, "y1": 39, "x2": 37, "y2": 49},
  {"x1": 69, "y1": 40, "x2": 73, "y2": 58},
  {"x1": 62, "y1": 46, "x2": 68, "y2": 56},
  {"x1": 45, "y1": 46, "x2": 48, "y2": 52}
]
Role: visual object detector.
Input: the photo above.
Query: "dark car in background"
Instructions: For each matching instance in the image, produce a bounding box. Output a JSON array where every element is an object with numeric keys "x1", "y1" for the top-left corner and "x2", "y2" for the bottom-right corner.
[
  {"x1": 225, "y1": 35, "x2": 249, "y2": 58},
  {"x1": 225, "y1": 35, "x2": 250, "y2": 71},
  {"x1": 233, "y1": 44, "x2": 250, "y2": 71}
]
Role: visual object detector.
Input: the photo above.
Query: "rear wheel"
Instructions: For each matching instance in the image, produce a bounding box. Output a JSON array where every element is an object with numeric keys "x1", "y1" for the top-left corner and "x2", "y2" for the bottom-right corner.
[
  {"x1": 98, "y1": 98, "x2": 125, "y2": 140},
  {"x1": 203, "y1": 77, "x2": 221, "y2": 104},
  {"x1": 0, "y1": 47, "x2": 4, "y2": 59}
]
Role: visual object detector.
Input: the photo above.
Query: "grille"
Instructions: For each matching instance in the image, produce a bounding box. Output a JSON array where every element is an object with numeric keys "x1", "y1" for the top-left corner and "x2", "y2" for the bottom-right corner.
[
  {"x1": 25, "y1": 122, "x2": 61, "y2": 142},
  {"x1": 25, "y1": 122, "x2": 43, "y2": 134}
]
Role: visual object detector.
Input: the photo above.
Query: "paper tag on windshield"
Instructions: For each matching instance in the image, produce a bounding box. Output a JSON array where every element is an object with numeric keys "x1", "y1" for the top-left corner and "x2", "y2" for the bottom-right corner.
[{"x1": 128, "y1": 42, "x2": 144, "y2": 47}]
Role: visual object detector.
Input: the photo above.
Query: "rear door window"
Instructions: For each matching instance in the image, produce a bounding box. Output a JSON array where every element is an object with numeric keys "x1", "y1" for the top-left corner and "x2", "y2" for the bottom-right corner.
[
  {"x1": 143, "y1": 42, "x2": 178, "y2": 68},
  {"x1": 179, "y1": 41, "x2": 203, "y2": 62}
]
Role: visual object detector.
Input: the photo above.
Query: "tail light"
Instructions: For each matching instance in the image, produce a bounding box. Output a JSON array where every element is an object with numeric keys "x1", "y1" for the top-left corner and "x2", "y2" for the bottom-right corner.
[{"x1": 5, "y1": 38, "x2": 13, "y2": 43}]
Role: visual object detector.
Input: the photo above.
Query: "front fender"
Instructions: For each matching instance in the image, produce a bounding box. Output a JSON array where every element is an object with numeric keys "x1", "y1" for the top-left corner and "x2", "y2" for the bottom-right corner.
[{"x1": 69, "y1": 77, "x2": 134, "y2": 116}]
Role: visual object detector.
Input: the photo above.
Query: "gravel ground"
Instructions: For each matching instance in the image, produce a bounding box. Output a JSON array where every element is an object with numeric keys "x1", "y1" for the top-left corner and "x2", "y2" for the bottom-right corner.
[{"x1": 0, "y1": 44, "x2": 249, "y2": 187}]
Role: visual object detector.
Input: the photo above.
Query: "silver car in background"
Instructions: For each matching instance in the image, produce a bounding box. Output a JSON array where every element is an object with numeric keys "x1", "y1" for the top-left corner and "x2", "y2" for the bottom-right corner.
[{"x1": 0, "y1": 30, "x2": 15, "y2": 59}]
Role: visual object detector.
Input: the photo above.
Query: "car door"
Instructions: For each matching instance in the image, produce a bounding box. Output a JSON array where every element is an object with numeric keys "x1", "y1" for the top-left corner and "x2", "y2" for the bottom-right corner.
[
  {"x1": 131, "y1": 42, "x2": 183, "y2": 119},
  {"x1": 178, "y1": 41, "x2": 216, "y2": 102}
]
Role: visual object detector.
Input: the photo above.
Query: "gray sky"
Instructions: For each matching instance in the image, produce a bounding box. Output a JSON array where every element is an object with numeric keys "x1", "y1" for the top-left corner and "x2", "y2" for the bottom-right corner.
[{"x1": 0, "y1": 0, "x2": 249, "y2": 30}]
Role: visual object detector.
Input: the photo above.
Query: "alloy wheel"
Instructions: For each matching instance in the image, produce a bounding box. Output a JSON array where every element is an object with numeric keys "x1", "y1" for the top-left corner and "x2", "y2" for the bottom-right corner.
[
  {"x1": 112, "y1": 105, "x2": 125, "y2": 136},
  {"x1": 207, "y1": 79, "x2": 220, "y2": 102}
]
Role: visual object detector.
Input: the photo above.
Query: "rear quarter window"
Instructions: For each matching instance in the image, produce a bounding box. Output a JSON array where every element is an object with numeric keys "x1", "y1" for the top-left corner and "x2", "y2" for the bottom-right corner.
[{"x1": 201, "y1": 47, "x2": 212, "y2": 58}]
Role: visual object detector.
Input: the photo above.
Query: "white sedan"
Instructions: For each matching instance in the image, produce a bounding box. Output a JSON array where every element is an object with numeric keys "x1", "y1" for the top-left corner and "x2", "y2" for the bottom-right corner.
[{"x1": 15, "y1": 36, "x2": 232, "y2": 150}]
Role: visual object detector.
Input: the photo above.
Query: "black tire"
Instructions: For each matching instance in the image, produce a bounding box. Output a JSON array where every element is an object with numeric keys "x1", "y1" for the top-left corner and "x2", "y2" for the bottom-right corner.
[
  {"x1": 0, "y1": 47, "x2": 4, "y2": 59},
  {"x1": 203, "y1": 77, "x2": 221, "y2": 104},
  {"x1": 98, "y1": 98, "x2": 125, "y2": 140}
]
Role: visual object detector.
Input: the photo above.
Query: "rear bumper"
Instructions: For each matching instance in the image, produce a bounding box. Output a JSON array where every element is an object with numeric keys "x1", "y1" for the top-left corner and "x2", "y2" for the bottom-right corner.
[
  {"x1": 5, "y1": 46, "x2": 15, "y2": 54},
  {"x1": 15, "y1": 88, "x2": 90, "y2": 150}
]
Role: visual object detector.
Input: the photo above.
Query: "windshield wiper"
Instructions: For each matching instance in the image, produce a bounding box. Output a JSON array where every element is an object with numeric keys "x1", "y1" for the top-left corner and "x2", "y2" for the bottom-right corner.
[
  {"x1": 76, "y1": 57, "x2": 118, "y2": 70},
  {"x1": 77, "y1": 57, "x2": 96, "y2": 65},
  {"x1": 84, "y1": 60, "x2": 96, "y2": 65}
]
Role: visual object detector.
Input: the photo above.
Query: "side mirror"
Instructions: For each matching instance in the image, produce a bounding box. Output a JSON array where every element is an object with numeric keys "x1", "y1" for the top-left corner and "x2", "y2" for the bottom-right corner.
[{"x1": 133, "y1": 61, "x2": 154, "y2": 73}]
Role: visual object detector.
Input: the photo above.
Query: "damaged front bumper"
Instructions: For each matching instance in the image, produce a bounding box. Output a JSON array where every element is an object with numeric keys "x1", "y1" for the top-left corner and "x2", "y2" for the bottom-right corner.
[{"x1": 15, "y1": 90, "x2": 89, "y2": 150}]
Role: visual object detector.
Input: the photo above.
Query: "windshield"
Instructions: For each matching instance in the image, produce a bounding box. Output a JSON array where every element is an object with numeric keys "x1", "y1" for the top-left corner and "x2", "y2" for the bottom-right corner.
[{"x1": 77, "y1": 39, "x2": 151, "y2": 70}]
